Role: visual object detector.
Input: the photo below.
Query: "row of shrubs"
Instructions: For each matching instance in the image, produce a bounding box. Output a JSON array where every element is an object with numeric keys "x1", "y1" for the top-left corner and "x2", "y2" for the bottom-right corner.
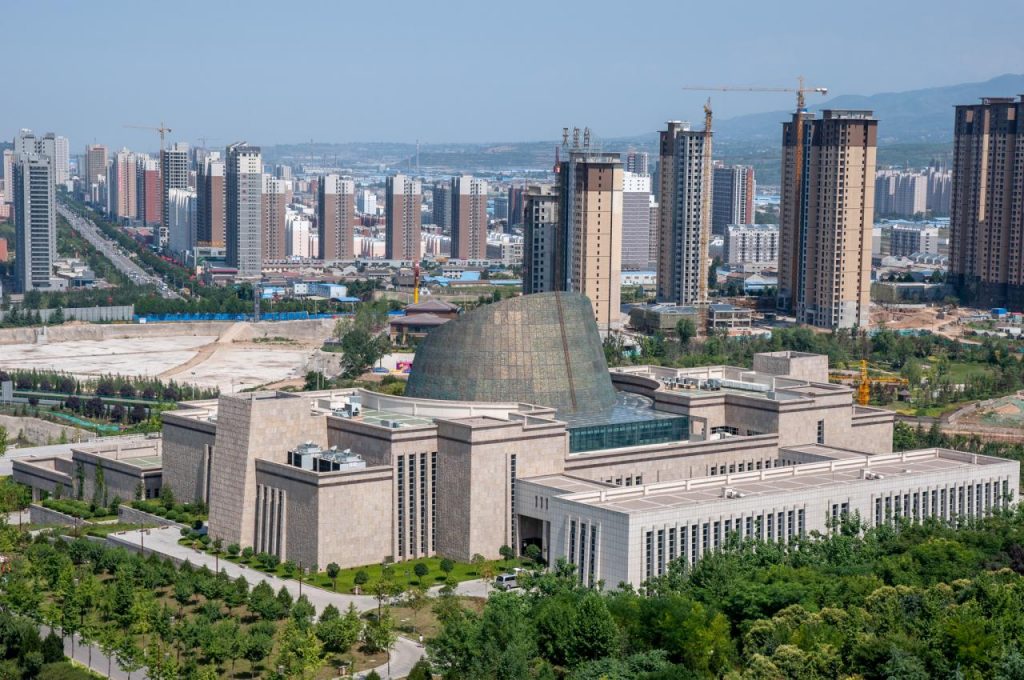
[
  {"x1": 40, "y1": 497, "x2": 119, "y2": 520},
  {"x1": 131, "y1": 498, "x2": 206, "y2": 526},
  {"x1": 176, "y1": 535, "x2": 328, "y2": 580}
]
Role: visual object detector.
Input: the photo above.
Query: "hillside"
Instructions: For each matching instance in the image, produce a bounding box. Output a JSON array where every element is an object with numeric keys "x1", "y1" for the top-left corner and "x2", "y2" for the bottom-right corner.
[{"x1": 715, "y1": 73, "x2": 1024, "y2": 143}]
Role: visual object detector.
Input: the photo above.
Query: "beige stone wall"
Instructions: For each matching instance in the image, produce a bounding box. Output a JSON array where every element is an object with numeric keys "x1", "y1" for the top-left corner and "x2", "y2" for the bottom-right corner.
[
  {"x1": 207, "y1": 393, "x2": 327, "y2": 547},
  {"x1": 752, "y1": 352, "x2": 830, "y2": 384},
  {"x1": 316, "y1": 469, "x2": 394, "y2": 569},
  {"x1": 161, "y1": 415, "x2": 217, "y2": 503},
  {"x1": 435, "y1": 418, "x2": 567, "y2": 561}
]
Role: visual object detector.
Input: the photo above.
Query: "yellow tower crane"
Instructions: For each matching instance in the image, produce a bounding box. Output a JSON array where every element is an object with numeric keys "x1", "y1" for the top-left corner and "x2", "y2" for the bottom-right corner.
[
  {"x1": 124, "y1": 121, "x2": 173, "y2": 151},
  {"x1": 858, "y1": 359, "x2": 871, "y2": 406}
]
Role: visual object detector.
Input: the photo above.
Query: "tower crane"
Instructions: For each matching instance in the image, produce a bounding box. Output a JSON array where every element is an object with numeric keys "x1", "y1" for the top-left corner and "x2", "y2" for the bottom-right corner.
[
  {"x1": 681, "y1": 76, "x2": 829, "y2": 113},
  {"x1": 681, "y1": 77, "x2": 828, "y2": 313},
  {"x1": 123, "y1": 121, "x2": 173, "y2": 151}
]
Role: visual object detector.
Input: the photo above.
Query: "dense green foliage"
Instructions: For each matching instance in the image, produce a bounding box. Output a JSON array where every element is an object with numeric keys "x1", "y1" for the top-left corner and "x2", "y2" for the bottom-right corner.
[
  {"x1": 893, "y1": 420, "x2": 1024, "y2": 483},
  {"x1": 430, "y1": 509, "x2": 1024, "y2": 679},
  {"x1": 331, "y1": 303, "x2": 392, "y2": 379},
  {"x1": 610, "y1": 326, "x2": 1024, "y2": 412},
  {"x1": 0, "y1": 529, "x2": 389, "y2": 679}
]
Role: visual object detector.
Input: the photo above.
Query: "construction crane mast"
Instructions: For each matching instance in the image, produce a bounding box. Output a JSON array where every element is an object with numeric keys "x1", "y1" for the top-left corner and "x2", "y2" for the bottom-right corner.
[
  {"x1": 698, "y1": 99, "x2": 713, "y2": 305},
  {"x1": 124, "y1": 121, "x2": 173, "y2": 151}
]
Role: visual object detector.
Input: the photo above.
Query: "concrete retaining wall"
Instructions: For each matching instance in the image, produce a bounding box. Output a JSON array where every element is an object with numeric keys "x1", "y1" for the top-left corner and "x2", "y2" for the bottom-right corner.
[
  {"x1": 0, "y1": 305, "x2": 134, "y2": 324},
  {"x1": 117, "y1": 505, "x2": 189, "y2": 530},
  {"x1": 29, "y1": 504, "x2": 94, "y2": 527},
  {"x1": 0, "y1": 414, "x2": 93, "y2": 446},
  {"x1": 0, "y1": 317, "x2": 335, "y2": 346}
]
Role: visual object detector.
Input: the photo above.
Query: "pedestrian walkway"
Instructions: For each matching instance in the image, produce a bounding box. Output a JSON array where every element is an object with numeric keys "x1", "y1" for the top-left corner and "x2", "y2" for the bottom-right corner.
[
  {"x1": 352, "y1": 635, "x2": 422, "y2": 679},
  {"x1": 108, "y1": 527, "x2": 379, "y2": 614},
  {"x1": 41, "y1": 623, "x2": 145, "y2": 680}
]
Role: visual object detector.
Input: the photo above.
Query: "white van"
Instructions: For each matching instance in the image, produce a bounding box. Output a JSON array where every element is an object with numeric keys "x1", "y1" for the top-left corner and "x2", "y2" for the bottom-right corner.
[{"x1": 494, "y1": 573, "x2": 518, "y2": 590}]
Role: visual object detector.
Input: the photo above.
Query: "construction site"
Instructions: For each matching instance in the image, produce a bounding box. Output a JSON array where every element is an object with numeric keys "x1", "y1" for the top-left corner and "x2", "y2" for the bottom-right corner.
[{"x1": 0, "y1": 318, "x2": 335, "y2": 393}]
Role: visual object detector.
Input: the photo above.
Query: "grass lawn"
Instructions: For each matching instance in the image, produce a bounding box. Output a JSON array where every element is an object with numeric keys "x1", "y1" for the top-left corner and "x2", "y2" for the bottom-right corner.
[
  {"x1": 306, "y1": 556, "x2": 532, "y2": 594},
  {"x1": 176, "y1": 541, "x2": 532, "y2": 594},
  {"x1": 931, "y1": 360, "x2": 994, "y2": 383},
  {"x1": 75, "y1": 522, "x2": 159, "y2": 538}
]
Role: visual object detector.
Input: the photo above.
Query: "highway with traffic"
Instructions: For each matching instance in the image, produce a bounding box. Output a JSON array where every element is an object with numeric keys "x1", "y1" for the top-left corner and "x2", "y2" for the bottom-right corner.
[{"x1": 57, "y1": 201, "x2": 181, "y2": 299}]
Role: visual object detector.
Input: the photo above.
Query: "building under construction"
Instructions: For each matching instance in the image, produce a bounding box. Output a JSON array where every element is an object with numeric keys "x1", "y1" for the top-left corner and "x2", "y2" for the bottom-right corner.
[{"x1": 656, "y1": 119, "x2": 712, "y2": 307}]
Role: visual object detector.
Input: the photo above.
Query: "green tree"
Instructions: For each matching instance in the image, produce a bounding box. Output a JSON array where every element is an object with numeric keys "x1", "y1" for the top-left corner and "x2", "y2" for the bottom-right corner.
[
  {"x1": 317, "y1": 603, "x2": 362, "y2": 654},
  {"x1": 363, "y1": 609, "x2": 397, "y2": 655},
  {"x1": 675, "y1": 317, "x2": 697, "y2": 347},
  {"x1": 414, "y1": 562, "x2": 429, "y2": 582},
  {"x1": 326, "y1": 562, "x2": 341, "y2": 590},
  {"x1": 499, "y1": 545, "x2": 515, "y2": 564},
  {"x1": 440, "y1": 558, "x2": 455, "y2": 577},
  {"x1": 241, "y1": 630, "x2": 274, "y2": 674},
  {"x1": 275, "y1": 619, "x2": 324, "y2": 680}
]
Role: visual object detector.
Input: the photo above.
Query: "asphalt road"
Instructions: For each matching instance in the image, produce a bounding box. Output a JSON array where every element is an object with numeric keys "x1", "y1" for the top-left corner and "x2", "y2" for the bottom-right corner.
[{"x1": 56, "y1": 202, "x2": 180, "y2": 299}]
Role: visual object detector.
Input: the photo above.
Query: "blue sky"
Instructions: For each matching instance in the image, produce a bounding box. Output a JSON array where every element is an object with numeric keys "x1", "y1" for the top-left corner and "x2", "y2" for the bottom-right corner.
[{"x1": 4, "y1": 0, "x2": 1021, "y2": 150}]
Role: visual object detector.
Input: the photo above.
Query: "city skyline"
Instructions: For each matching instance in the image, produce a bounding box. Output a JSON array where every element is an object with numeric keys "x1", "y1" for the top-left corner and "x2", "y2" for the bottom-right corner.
[{"x1": 3, "y1": 1, "x2": 1022, "y2": 149}]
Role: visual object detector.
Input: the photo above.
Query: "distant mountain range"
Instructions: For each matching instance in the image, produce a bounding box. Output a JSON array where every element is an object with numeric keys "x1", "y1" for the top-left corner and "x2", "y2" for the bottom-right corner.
[
  {"x1": 710, "y1": 73, "x2": 1024, "y2": 144},
  {"x1": 263, "y1": 75, "x2": 1024, "y2": 176}
]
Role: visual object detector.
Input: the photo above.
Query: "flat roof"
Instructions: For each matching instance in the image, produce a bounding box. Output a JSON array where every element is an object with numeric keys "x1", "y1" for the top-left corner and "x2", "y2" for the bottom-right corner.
[
  {"x1": 357, "y1": 408, "x2": 434, "y2": 428},
  {"x1": 560, "y1": 448, "x2": 1014, "y2": 515},
  {"x1": 523, "y1": 474, "x2": 611, "y2": 494}
]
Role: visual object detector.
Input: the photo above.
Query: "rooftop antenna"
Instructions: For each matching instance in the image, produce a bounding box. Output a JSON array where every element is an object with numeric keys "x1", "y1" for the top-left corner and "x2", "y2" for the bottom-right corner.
[
  {"x1": 572, "y1": 127, "x2": 580, "y2": 149},
  {"x1": 583, "y1": 127, "x2": 591, "y2": 149},
  {"x1": 562, "y1": 127, "x2": 569, "y2": 147}
]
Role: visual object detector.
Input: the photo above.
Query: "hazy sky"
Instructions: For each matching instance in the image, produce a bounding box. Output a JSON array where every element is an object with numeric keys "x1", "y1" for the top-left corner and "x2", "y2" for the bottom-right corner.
[{"x1": 4, "y1": 0, "x2": 1021, "y2": 151}]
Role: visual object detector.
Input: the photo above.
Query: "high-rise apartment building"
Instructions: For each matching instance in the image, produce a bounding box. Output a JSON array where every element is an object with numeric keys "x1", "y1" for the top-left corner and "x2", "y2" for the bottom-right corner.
[
  {"x1": 625, "y1": 150, "x2": 649, "y2": 175},
  {"x1": 657, "y1": 121, "x2": 710, "y2": 305},
  {"x1": 523, "y1": 184, "x2": 559, "y2": 294},
  {"x1": 196, "y1": 153, "x2": 225, "y2": 246},
  {"x1": 261, "y1": 176, "x2": 289, "y2": 262},
  {"x1": 431, "y1": 182, "x2": 451, "y2": 230},
  {"x1": 12, "y1": 154, "x2": 57, "y2": 292},
  {"x1": 160, "y1": 143, "x2": 189, "y2": 248},
  {"x1": 2, "y1": 150, "x2": 15, "y2": 205},
  {"x1": 778, "y1": 110, "x2": 877, "y2": 329},
  {"x1": 450, "y1": 175, "x2": 488, "y2": 260},
  {"x1": 507, "y1": 186, "x2": 526, "y2": 228},
  {"x1": 949, "y1": 97, "x2": 1024, "y2": 307},
  {"x1": 621, "y1": 171, "x2": 654, "y2": 270},
  {"x1": 108, "y1": 149, "x2": 139, "y2": 220},
  {"x1": 711, "y1": 165, "x2": 755, "y2": 235},
  {"x1": 557, "y1": 147, "x2": 623, "y2": 330},
  {"x1": 225, "y1": 143, "x2": 263, "y2": 277},
  {"x1": 136, "y1": 157, "x2": 162, "y2": 226},
  {"x1": 357, "y1": 189, "x2": 377, "y2": 216},
  {"x1": 84, "y1": 145, "x2": 108, "y2": 189},
  {"x1": 885, "y1": 224, "x2": 939, "y2": 257},
  {"x1": 492, "y1": 195, "x2": 509, "y2": 223},
  {"x1": 725, "y1": 224, "x2": 779, "y2": 268},
  {"x1": 385, "y1": 174, "x2": 422, "y2": 261},
  {"x1": 167, "y1": 188, "x2": 197, "y2": 256},
  {"x1": 318, "y1": 174, "x2": 356, "y2": 262},
  {"x1": 14, "y1": 130, "x2": 68, "y2": 184},
  {"x1": 927, "y1": 166, "x2": 952, "y2": 216},
  {"x1": 875, "y1": 170, "x2": 928, "y2": 218}
]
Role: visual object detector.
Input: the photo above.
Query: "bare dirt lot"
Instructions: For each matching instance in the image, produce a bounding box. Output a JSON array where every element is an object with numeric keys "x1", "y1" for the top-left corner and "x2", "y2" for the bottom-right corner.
[{"x1": 0, "y1": 319, "x2": 336, "y2": 393}]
